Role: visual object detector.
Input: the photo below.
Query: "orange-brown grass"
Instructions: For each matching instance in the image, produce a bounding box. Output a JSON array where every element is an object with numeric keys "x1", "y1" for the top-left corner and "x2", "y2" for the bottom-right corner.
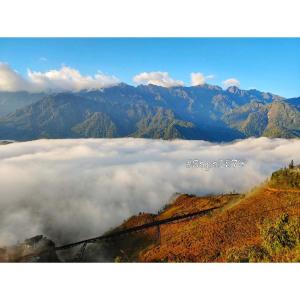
[
  {"x1": 89, "y1": 213, "x2": 158, "y2": 262},
  {"x1": 157, "y1": 193, "x2": 240, "y2": 220},
  {"x1": 140, "y1": 187, "x2": 300, "y2": 262},
  {"x1": 101, "y1": 183, "x2": 300, "y2": 262}
]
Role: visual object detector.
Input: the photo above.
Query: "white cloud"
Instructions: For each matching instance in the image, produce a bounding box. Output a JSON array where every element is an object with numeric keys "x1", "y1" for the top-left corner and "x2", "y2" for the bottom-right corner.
[
  {"x1": 27, "y1": 66, "x2": 120, "y2": 92},
  {"x1": 191, "y1": 72, "x2": 206, "y2": 86},
  {"x1": 0, "y1": 62, "x2": 120, "y2": 92},
  {"x1": 0, "y1": 63, "x2": 29, "y2": 92},
  {"x1": 223, "y1": 78, "x2": 240, "y2": 88},
  {"x1": 190, "y1": 72, "x2": 215, "y2": 86},
  {"x1": 0, "y1": 137, "x2": 299, "y2": 248},
  {"x1": 39, "y1": 57, "x2": 47, "y2": 62},
  {"x1": 133, "y1": 71, "x2": 184, "y2": 88}
]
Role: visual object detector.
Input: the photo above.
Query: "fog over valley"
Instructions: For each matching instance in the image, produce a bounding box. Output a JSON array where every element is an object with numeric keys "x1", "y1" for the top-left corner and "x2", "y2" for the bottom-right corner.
[{"x1": 0, "y1": 137, "x2": 299, "y2": 246}]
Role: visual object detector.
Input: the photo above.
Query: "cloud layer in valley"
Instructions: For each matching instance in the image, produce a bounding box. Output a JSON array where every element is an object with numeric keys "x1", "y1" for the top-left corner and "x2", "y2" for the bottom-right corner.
[
  {"x1": 0, "y1": 137, "x2": 299, "y2": 247},
  {"x1": 0, "y1": 63, "x2": 120, "y2": 92}
]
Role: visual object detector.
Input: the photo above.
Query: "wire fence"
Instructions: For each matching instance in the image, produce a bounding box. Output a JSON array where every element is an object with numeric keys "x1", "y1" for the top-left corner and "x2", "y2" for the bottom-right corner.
[{"x1": 14, "y1": 199, "x2": 300, "y2": 262}]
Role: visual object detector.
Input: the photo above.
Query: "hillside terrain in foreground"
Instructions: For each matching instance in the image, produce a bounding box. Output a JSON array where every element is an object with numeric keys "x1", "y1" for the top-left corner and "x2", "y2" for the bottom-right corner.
[
  {"x1": 0, "y1": 164, "x2": 299, "y2": 262},
  {"x1": 88, "y1": 165, "x2": 300, "y2": 262}
]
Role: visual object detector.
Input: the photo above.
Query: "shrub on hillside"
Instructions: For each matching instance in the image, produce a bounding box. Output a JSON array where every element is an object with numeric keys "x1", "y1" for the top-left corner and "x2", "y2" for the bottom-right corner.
[
  {"x1": 269, "y1": 167, "x2": 300, "y2": 189},
  {"x1": 226, "y1": 214, "x2": 300, "y2": 262},
  {"x1": 259, "y1": 213, "x2": 300, "y2": 255},
  {"x1": 226, "y1": 245, "x2": 269, "y2": 262}
]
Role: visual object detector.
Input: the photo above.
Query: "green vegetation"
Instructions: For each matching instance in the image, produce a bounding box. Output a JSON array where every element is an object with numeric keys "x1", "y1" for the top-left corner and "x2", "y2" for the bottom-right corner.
[
  {"x1": 226, "y1": 213, "x2": 300, "y2": 262},
  {"x1": 0, "y1": 86, "x2": 299, "y2": 141},
  {"x1": 263, "y1": 101, "x2": 300, "y2": 138},
  {"x1": 72, "y1": 112, "x2": 117, "y2": 138},
  {"x1": 269, "y1": 164, "x2": 300, "y2": 189},
  {"x1": 132, "y1": 108, "x2": 196, "y2": 139},
  {"x1": 241, "y1": 110, "x2": 268, "y2": 137},
  {"x1": 263, "y1": 125, "x2": 297, "y2": 138},
  {"x1": 260, "y1": 213, "x2": 300, "y2": 255},
  {"x1": 226, "y1": 245, "x2": 269, "y2": 263},
  {"x1": 223, "y1": 100, "x2": 300, "y2": 138}
]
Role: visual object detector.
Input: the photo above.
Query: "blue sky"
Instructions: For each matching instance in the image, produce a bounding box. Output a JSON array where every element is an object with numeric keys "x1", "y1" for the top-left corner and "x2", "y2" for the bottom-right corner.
[{"x1": 0, "y1": 38, "x2": 300, "y2": 97}]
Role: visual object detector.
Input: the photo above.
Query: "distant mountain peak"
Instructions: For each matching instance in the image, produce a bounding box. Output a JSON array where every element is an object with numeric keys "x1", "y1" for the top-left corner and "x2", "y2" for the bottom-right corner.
[
  {"x1": 227, "y1": 86, "x2": 241, "y2": 94},
  {"x1": 116, "y1": 82, "x2": 132, "y2": 88},
  {"x1": 0, "y1": 85, "x2": 298, "y2": 141},
  {"x1": 191, "y1": 83, "x2": 223, "y2": 91}
]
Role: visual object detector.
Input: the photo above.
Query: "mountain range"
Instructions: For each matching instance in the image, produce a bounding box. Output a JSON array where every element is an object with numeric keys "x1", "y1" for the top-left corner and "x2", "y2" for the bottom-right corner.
[{"x1": 0, "y1": 83, "x2": 299, "y2": 141}]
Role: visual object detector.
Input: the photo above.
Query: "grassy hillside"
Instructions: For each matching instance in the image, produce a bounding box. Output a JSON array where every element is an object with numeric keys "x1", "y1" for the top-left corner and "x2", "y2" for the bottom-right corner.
[
  {"x1": 1, "y1": 164, "x2": 299, "y2": 262},
  {"x1": 269, "y1": 164, "x2": 300, "y2": 189},
  {"x1": 93, "y1": 165, "x2": 300, "y2": 263}
]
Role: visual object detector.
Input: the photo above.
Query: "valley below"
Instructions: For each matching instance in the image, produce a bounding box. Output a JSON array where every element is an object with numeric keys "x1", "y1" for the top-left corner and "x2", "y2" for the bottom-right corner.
[
  {"x1": 1, "y1": 165, "x2": 300, "y2": 262},
  {"x1": 0, "y1": 137, "x2": 299, "y2": 262}
]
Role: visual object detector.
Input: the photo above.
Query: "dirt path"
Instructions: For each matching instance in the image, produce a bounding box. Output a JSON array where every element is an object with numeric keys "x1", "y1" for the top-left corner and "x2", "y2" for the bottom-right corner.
[{"x1": 266, "y1": 187, "x2": 300, "y2": 193}]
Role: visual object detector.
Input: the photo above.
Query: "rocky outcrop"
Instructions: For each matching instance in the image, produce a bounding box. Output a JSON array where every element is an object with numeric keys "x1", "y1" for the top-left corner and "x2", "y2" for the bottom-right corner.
[{"x1": 0, "y1": 235, "x2": 60, "y2": 262}]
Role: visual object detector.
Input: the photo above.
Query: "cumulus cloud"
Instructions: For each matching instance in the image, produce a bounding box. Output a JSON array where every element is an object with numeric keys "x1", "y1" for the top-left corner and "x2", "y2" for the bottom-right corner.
[
  {"x1": 190, "y1": 72, "x2": 214, "y2": 86},
  {"x1": 133, "y1": 71, "x2": 184, "y2": 88},
  {"x1": 27, "y1": 66, "x2": 120, "y2": 92},
  {"x1": 223, "y1": 78, "x2": 240, "y2": 88},
  {"x1": 0, "y1": 62, "x2": 120, "y2": 92},
  {"x1": 0, "y1": 63, "x2": 29, "y2": 92},
  {"x1": 191, "y1": 72, "x2": 206, "y2": 86},
  {"x1": 0, "y1": 137, "x2": 299, "y2": 248}
]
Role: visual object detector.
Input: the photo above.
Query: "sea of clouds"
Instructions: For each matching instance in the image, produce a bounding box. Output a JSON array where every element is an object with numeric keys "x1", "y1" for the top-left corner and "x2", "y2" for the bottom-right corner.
[{"x1": 0, "y1": 137, "x2": 299, "y2": 247}]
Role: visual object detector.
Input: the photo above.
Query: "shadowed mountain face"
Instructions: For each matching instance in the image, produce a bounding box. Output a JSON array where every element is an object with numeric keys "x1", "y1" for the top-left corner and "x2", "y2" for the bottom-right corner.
[
  {"x1": 0, "y1": 91, "x2": 46, "y2": 117},
  {"x1": 0, "y1": 84, "x2": 299, "y2": 141}
]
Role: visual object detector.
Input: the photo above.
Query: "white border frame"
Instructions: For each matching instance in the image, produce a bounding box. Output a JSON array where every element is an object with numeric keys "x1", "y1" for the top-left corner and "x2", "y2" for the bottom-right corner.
[{"x1": 0, "y1": 1, "x2": 299, "y2": 299}]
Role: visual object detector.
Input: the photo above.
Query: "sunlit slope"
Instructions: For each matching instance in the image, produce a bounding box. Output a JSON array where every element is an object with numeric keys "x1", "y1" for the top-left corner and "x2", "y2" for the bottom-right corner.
[
  {"x1": 101, "y1": 166, "x2": 300, "y2": 262},
  {"x1": 1, "y1": 85, "x2": 299, "y2": 141}
]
